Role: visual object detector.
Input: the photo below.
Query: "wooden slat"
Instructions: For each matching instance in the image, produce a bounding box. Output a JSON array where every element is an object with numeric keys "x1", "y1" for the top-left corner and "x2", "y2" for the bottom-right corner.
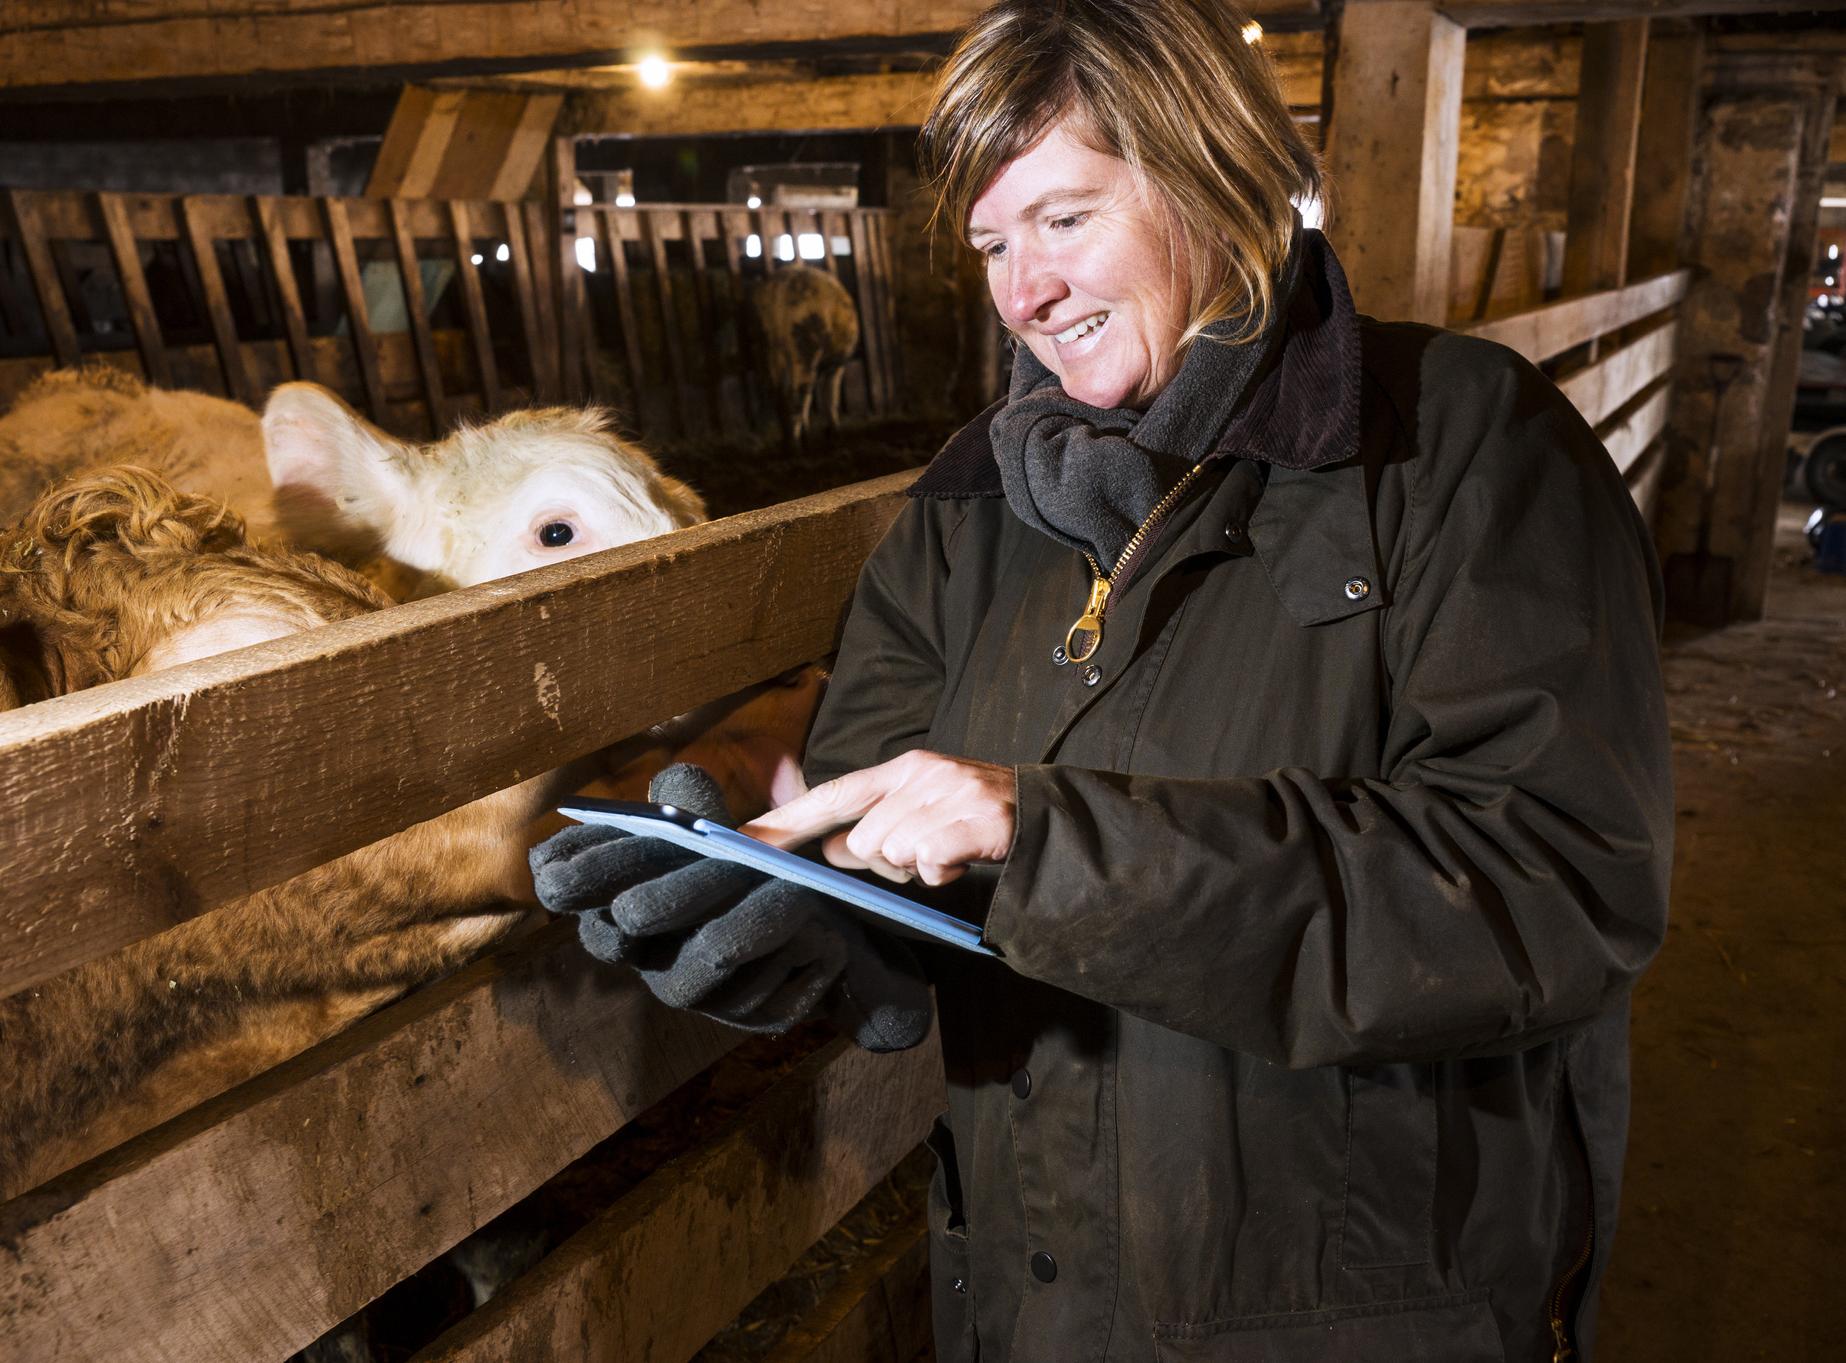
[
  {"x1": 95, "y1": 191, "x2": 171, "y2": 388},
  {"x1": 388, "y1": 197, "x2": 447, "y2": 433},
  {"x1": 642, "y1": 209, "x2": 690, "y2": 435},
  {"x1": 411, "y1": 1031, "x2": 944, "y2": 1363},
  {"x1": 1627, "y1": 25, "x2": 1705, "y2": 281},
  {"x1": 178, "y1": 195, "x2": 255, "y2": 405},
  {"x1": 1562, "y1": 20, "x2": 1650, "y2": 299},
  {"x1": 1557, "y1": 318, "x2": 1678, "y2": 428},
  {"x1": 762, "y1": 1220, "x2": 932, "y2": 1363},
  {"x1": 521, "y1": 200, "x2": 564, "y2": 402},
  {"x1": 367, "y1": 86, "x2": 467, "y2": 199},
  {"x1": 845, "y1": 211, "x2": 886, "y2": 415},
  {"x1": 3, "y1": 189, "x2": 81, "y2": 365},
  {"x1": 1625, "y1": 430, "x2": 1667, "y2": 521},
  {"x1": 598, "y1": 209, "x2": 648, "y2": 430},
  {"x1": 502, "y1": 206, "x2": 554, "y2": 401},
  {"x1": 447, "y1": 200, "x2": 503, "y2": 412},
  {"x1": 549, "y1": 139, "x2": 584, "y2": 402},
  {"x1": 1598, "y1": 381, "x2": 1671, "y2": 477},
  {"x1": 684, "y1": 208, "x2": 726, "y2": 434},
  {"x1": 0, "y1": 473, "x2": 914, "y2": 998},
  {"x1": 320, "y1": 196, "x2": 389, "y2": 421},
  {"x1": 807, "y1": 208, "x2": 839, "y2": 277},
  {"x1": 719, "y1": 206, "x2": 761, "y2": 430},
  {"x1": 0, "y1": 922, "x2": 739, "y2": 1363},
  {"x1": 252, "y1": 195, "x2": 316, "y2": 384},
  {"x1": 868, "y1": 215, "x2": 901, "y2": 412},
  {"x1": 1463, "y1": 268, "x2": 1689, "y2": 364}
]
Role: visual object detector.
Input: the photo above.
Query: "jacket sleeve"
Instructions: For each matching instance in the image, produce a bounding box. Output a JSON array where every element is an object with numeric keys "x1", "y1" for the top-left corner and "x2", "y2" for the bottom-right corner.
[
  {"x1": 802, "y1": 495, "x2": 964, "y2": 788},
  {"x1": 984, "y1": 339, "x2": 1675, "y2": 1067}
]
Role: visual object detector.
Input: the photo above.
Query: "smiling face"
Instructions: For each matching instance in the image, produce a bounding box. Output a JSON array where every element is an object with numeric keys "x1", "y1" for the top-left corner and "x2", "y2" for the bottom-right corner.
[{"x1": 968, "y1": 121, "x2": 1192, "y2": 410}]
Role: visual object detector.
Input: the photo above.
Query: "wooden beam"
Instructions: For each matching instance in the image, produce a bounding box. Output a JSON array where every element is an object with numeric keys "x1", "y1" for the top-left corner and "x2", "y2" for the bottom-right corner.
[
  {"x1": 95, "y1": 192, "x2": 172, "y2": 388},
  {"x1": 178, "y1": 195, "x2": 256, "y2": 406},
  {"x1": 564, "y1": 71, "x2": 933, "y2": 138},
  {"x1": 1463, "y1": 268, "x2": 1688, "y2": 363},
  {"x1": 1325, "y1": 0, "x2": 1466, "y2": 325},
  {"x1": 1556, "y1": 317, "x2": 1678, "y2": 428},
  {"x1": 1627, "y1": 23, "x2": 1706, "y2": 280},
  {"x1": 762, "y1": 1220, "x2": 932, "y2": 1363},
  {"x1": 1, "y1": 190, "x2": 81, "y2": 366},
  {"x1": 1597, "y1": 381, "x2": 1672, "y2": 477},
  {"x1": 0, "y1": 474, "x2": 913, "y2": 1000},
  {"x1": 0, "y1": 923, "x2": 741, "y2": 1363},
  {"x1": 366, "y1": 86, "x2": 468, "y2": 199},
  {"x1": 1562, "y1": 20, "x2": 1649, "y2": 298},
  {"x1": 409, "y1": 1032, "x2": 944, "y2": 1363}
]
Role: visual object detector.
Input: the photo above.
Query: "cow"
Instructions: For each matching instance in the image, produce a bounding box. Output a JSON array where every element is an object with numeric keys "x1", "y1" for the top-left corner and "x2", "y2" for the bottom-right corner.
[{"x1": 751, "y1": 265, "x2": 861, "y2": 455}]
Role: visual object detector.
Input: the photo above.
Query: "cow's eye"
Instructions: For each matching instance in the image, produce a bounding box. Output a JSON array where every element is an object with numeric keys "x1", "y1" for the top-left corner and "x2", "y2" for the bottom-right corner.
[{"x1": 538, "y1": 521, "x2": 574, "y2": 548}]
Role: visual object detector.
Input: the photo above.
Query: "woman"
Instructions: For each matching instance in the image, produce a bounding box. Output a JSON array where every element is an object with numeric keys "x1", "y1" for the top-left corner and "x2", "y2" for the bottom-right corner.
[{"x1": 534, "y1": 2, "x2": 1672, "y2": 1359}]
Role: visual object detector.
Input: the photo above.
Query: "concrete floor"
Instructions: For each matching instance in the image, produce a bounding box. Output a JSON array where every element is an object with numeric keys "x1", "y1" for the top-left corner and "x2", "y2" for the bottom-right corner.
[{"x1": 1599, "y1": 503, "x2": 1845, "y2": 1361}]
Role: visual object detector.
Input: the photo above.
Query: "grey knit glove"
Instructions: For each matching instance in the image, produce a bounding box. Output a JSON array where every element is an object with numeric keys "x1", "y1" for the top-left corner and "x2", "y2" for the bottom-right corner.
[{"x1": 530, "y1": 763, "x2": 932, "y2": 1052}]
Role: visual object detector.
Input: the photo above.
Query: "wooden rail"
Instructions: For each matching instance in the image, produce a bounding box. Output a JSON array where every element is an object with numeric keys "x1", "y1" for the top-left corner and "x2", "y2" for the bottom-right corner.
[
  {"x1": 0, "y1": 188, "x2": 903, "y2": 443},
  {"x1": 0, "y1": 472, "x2": 914, "y2": 1000}
]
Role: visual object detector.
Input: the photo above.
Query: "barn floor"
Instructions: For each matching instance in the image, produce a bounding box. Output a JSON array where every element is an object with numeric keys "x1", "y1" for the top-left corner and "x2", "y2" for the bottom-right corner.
[{"x1": 1599, "y1": 501, "x2": 1845, "y2": 1362}]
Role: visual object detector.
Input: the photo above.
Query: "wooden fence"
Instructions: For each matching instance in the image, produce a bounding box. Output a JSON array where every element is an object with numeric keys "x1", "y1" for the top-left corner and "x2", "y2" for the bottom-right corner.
[
  {"x1": 0, "y1": 473, "x2": 938, "y2": 1362},
  {"x1": 0, "y1": 188, "x2": 902, "y2": 444}
]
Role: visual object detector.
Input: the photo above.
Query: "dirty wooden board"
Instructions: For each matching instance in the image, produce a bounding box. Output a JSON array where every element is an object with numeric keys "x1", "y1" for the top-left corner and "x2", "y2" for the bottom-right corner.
[
  {"x1": 178, "y1": 195, "x2": 256, "y2": 406},
  {"x1": 446, "y1": 200, "x2": 503, "y2": 412},
  {"x1": 411, "y1": 1032, "x2": 945, "y2": 1363},
  {"x1": 1557, "y1": 318, "x2": 1677, "y2": 430},
  {"x1": 388, "y1": 197, "x2": 448, "y2": 432},
  {"x1": 252, "y1": 194, "x2": 318, "y2": 384},
  {"x1": 1464, "y1": 269, "x2": 1688, "y2": 366},
  {"x1": 2, "y1": 189, "x2": 81, "y2": 365},
  {"x1": 321, "y1": 195, "x2": 390, "y2": 421},
  {"x1": 0, "y1": 921, "x2": 739, "y2": 1363},
  {"x1": 0, "y1": 472, "x2": 914, "y2": 999},
  {"x1": 1597, "y1": 382, "x2": 1671, "y2": 479},
  {"x1": 761, "y1": 1221, "x2": 932, "y2": 1363}
]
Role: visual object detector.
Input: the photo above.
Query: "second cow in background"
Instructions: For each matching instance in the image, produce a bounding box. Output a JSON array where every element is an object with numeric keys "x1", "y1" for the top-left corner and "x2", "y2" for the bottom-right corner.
[{"x1": 751, "y1": 264, "x2": 861, "y2": 454}]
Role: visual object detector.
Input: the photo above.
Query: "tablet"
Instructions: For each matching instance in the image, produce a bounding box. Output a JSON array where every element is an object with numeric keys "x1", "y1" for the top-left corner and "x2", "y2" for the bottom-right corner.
[{"x1": 555, "y1": 798, "x2": 999, "y2": 957}]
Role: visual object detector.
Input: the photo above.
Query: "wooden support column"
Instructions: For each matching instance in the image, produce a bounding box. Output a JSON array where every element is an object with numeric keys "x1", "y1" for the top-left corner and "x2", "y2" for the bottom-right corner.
[
  {"x1": 1627, "y1": 22, "x2": 1706, "y2": 281},
  {"x1": 1562, "y1": 20, "x2": 1649, "y2": 299},
  {"x1": 366, "y1": 86, "x2": 561, "y2": 201},
  {"x1": 1324, "y1": 0, "x2": 1464, "y2": 325},
  {"x1": 1656, "y1": 51, "x2": 1841, "y2": 625}
]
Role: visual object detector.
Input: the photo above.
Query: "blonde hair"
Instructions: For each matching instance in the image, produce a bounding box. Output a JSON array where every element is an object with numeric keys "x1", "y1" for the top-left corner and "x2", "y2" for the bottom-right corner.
[{"x1": 918, "y1": 0, "x2": 1321, "y2": 346}]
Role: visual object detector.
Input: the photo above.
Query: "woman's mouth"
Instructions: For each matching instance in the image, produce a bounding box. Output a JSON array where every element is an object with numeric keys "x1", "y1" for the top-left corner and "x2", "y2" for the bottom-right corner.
[{"x1": 1054, "y1": 311, "x2": 1110, "y2": 351}]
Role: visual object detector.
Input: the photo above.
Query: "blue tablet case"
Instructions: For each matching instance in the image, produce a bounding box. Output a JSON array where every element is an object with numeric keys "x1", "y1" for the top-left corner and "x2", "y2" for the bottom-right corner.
[{"x1": 556, "y1": 798, "x2": 998, "y2": 957}]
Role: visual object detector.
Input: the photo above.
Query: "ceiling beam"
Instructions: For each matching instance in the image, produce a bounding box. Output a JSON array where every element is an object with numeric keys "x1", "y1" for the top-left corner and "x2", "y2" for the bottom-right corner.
[{"x1": 6, "y1": 0, "x2": 1823, "y2": 100}]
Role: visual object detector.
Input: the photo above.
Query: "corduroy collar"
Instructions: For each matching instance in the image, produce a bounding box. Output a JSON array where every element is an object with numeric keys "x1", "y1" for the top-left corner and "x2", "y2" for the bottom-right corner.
[{"x1": 910, "y1": 230, "x2": 1361, "y2": 500}]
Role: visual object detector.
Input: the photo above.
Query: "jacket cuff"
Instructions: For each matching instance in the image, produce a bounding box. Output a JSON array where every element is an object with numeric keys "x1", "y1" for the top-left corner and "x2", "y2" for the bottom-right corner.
[{"x1": 982, "y1": 763, "x2": 1057, "y2": 959}]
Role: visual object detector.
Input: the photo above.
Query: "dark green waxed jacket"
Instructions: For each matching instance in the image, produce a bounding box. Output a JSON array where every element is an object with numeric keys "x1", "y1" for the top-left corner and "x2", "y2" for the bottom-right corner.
[{"x1": 801, "y1": 236, "x2": 1672, "y2": 1363}]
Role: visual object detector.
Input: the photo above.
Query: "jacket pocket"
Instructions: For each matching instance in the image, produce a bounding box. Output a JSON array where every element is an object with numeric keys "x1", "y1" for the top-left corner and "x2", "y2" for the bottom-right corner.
[
  {"x1": 1153, "y1": 1291, "x2": 1504, "y2": 1363},
  {"x1": 1341, "y1": 1064, "x2": 1436, "y2": 1269},
  {"x1": 925, "y1": 1113, "x2": 979, "y2": 1363}
]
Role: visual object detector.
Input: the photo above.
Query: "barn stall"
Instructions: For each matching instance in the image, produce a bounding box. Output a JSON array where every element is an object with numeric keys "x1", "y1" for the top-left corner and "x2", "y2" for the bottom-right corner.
[{"x1": 1, "y1": 1, "x2": 1842, "y2": 1361}]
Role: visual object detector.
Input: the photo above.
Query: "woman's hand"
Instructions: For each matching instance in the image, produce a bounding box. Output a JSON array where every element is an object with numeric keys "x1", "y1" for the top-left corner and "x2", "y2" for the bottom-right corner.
[{"x1": 738, "y1": 751, "x2": 1016, "y2": 887}]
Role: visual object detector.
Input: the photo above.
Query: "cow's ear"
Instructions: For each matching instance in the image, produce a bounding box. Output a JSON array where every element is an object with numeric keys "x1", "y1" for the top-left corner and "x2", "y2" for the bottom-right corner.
[{"x1": 262, "y1": 383, "x2": 413, "y2": 551}]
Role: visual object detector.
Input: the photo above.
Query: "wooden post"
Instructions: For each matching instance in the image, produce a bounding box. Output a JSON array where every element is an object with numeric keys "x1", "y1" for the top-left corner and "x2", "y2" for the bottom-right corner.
[
  {"x1": 548, "y1": 135, "x2": 585, "y2": 402},
  {"x1": 1656, "y1": 51, "x2": 1840, "y2": 624},
  {"x1": 1627, "y1": 22, "x2": 1706, "y2": 282},
  {"x1": 1562, "y1": 20, "x2": 1649, "y2": 302},
  {"x1": 1323, "y1": 0, "x2": 1465, "y2": 325},
  {"x1": 96, "y1": 192, "x2": 171, "y2": 387}
]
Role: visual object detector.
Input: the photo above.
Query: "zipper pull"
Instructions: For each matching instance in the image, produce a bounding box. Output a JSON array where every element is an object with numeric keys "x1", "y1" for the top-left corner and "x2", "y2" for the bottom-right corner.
[
  {"x1": 1550, "y1": 1317, "x2": 1574, "y2": 1363},
  {"x1": 1065, "y1": 575, "x2": 1110, "y2": 663}
]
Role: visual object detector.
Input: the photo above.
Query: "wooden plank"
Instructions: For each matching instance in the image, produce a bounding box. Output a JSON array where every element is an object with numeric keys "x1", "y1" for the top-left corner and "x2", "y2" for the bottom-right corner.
[
  {"x1": 807, "y1": 208, "x2": 839, "y2": 277},
  {"x1": 549, "y1": 138, "x2": 585, "y2": 402},
  {"x1": 684, "y1": 208, "x2": 725, "y2": 432},
  {"x1": 252, "y1": 195, "x2": 316, "y2": 384},
  {"x1": 1557, "y1": 318, "x2": 1678, "y2": 428},
  {"x1": 0, "y1": 473, "x2": 914, "y2": 998},
  {"x1": 2, "y1": 190, "x2": 81, "y2": 366},
  {"x1": 1625, "y1": 429, "x2": 1667, "y2": 521},
  {"x1": 1562, "y1": 20, "x2": 1650, "y2": 300},
  {"x1": 0, "y1": 921, "x2": 740, "y2": 1363},
  {"x1": 448, "y1": 200, "x2": 503, "y2": 412},
  {"x1": 1627, "y1": 23, "x2": 1705, "y2": 281},
  {"x1": 845, "y1": 211, "x2": 884, "y2": 415},
  {"x1": 1597, "y1": 381, "x2": 1671, "y2": 477},
  {"x1": 178, "y1": 195, "x2": 255, "y2": 405},
  {"x1": 566, "y1": 70, "x2": 935, "y2": 139},
  {"x1": 1324, "y1": 1, "x2": 1465, "y2": 325},
  {"x1": 320, "y1": 196, "x2": 389, "y2": 422},
  {"x1": 642, "y1": 208, "x2": 690, "y2": 436},
  {"x1": 367, "y1": 86, "x2": 467, "y2": 198},
  {"x1": 598, "y1": 209, "x2": 648, "y2": 431},
  {"x1": 411, "y1": 1031, "x2": 944, "y2": 1363},
  {"x1": 867, "y1": 214, "x2": 902, "y2": 412},
  {"x1": 1463, "y1": 268, "x2": 1688, "y2": 364},
  {"x1": 521, "y1": 200, "x2": 564, "y2": 402},
  {"x1": 389, "y1": 197, "x2": 448, "y2": 433},
  {"x1": 762, "y1": 1220, "x2": 932, "y2": 1363},
  {"x1": 719, "y1": 206, "x2": 761, "y2": 430},
  {"x1": 481, "y1": 92, "x2": 565, "y2": 203},
  {"x1": 502, "y1": 206, "x2": 555, "y2": 401},
  {"x1": 95, "y1": 191, "x2": 171, "y2": 388}
]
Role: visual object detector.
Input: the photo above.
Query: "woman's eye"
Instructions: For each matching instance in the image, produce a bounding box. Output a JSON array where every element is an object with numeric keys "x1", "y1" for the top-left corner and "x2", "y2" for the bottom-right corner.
[
  {"x1": 1050, "y1": 213, "x2": 1087, "y2": 230},
  {"x1": 982, "y1": 241, "x2": 1007, "y2": 260},
  {"x1": 538, "y1": 521, "x2": 574, "y2": 548}
]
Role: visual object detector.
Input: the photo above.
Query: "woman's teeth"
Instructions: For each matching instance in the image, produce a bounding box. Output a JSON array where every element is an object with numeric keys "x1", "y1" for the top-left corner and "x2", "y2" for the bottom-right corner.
[{"x1": 1056, "y1": 312, "x2": 1109, "y2": 344}]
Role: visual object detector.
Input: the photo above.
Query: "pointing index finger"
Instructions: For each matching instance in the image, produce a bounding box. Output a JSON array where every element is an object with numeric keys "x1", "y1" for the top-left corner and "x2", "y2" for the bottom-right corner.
[{"x1": 738, "y1": 763, "x2": 895, "y2": 849}]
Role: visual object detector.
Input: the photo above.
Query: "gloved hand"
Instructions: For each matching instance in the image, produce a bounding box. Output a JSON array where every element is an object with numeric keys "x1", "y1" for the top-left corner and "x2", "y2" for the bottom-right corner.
[{"x1": 530, "y1": 763, "x2": 932, "y2": 1052}]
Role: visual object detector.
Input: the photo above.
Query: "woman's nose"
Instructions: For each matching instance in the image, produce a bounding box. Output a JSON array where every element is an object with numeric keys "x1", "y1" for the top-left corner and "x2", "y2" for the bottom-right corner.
[{"x1": 996, "y1": 251, "x2": 1066, "y2": 329}]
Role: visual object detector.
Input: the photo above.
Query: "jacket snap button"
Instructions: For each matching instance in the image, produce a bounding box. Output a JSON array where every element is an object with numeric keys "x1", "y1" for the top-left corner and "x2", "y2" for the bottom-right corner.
[
  {"x1": 1343, "y1": 576, "x2": 1371, "y2": 601},
  {"x1": 1080, "y1": 665, "x2": 1102, "y2": 687},
  {"x1": 1011, "y1": 1068, "x2": 1032, "y2": 1099},
  {"x1": 1224, "y1": 523, "x2": 1245, "y2": 542},
  {"x1": 951, "y1": 1276, "x2": 968, "y2": 1295},
  {"x1": 1051, "y1": 644, "x2": 1069, "y2": 666},
  {"x1": 1030, "y1": 1251, "x2": 1058, "y2": 1283}
]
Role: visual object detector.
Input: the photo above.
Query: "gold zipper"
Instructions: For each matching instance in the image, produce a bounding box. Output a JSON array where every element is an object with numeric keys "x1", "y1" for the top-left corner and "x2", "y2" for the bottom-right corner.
[
  {"x1": 1548, "y1": 1226, "x2": 1594, "y2": 1362},
  {"x1": 1064, "y1": 460, "x2": 1209, "y2": 664}
]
